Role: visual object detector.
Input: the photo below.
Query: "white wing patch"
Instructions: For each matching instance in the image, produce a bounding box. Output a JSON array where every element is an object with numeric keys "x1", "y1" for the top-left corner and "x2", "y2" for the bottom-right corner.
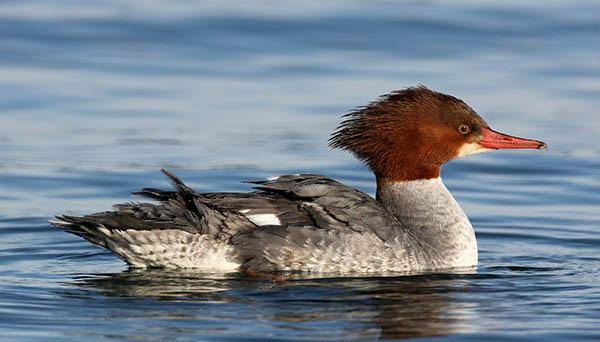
[{"x1": 245, "y1": 213, "x2": 281, "y2": 226}]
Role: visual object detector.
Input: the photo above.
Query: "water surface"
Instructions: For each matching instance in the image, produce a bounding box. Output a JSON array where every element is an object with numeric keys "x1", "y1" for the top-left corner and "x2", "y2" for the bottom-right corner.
[{"x1": 1, "y1": 1, "x2": 599, "y2": 340}]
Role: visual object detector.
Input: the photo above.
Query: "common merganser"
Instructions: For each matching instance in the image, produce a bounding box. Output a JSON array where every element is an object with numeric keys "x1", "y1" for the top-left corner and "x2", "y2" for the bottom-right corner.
[{"x1": 50, "y1": 86, "x2": 546, "y2": 273}]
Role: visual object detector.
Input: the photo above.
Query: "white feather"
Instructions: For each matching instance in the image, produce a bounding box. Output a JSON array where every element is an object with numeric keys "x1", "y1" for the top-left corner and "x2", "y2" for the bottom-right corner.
[
  {"x1": 455, "y1": 142, "x2": 492, "y2": 158},
  {"x1": 246, "y1": 213, "x2": 281, "y2": 226}
]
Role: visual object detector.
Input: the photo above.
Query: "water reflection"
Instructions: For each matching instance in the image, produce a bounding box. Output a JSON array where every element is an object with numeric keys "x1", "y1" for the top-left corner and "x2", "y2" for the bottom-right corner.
[
  {"x1": 70, "y1": 269, "x2": 480, "y2": 339},
  {"x1": 74, "y1": 270, "x2": 240, "y2": 299}
]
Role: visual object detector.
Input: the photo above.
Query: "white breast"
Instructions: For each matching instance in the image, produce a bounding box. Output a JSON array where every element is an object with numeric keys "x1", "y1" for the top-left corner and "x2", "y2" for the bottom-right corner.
[{"x1": 378, "y1": 178, "x2": 478, "y2": 269}]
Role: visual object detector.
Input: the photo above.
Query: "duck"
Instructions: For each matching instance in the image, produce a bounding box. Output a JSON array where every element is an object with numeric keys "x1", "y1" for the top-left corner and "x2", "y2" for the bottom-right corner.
[{"x1": 50, "y1": 86, "x2": 546, "y2": 274}]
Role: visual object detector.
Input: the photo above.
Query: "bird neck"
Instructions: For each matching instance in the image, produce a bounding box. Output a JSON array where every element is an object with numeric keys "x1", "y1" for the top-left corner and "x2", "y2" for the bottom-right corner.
[{"x1": 376, "y1": 177, "x2": 478, "y2": 268}]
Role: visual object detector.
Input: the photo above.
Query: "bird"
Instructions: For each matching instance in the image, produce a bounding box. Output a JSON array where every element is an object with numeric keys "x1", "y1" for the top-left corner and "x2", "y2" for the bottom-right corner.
[{"x1": 50, "y1": 86, "x2": 547, "y2": 274}]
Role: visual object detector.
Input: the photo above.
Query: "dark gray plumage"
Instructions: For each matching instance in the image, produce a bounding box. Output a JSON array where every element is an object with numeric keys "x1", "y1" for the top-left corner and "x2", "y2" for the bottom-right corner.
[{"x1": 51, "y1": 169, "x2": 410, "y2": 272}]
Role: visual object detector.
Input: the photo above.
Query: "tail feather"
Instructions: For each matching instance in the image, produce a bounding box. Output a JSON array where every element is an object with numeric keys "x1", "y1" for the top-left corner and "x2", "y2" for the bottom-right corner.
[
  {"x1": 132, "y1": 169, "x2": 194, "y2": 201},
  {"x1": 160, "y1": 168, "x2": 193, "y2": 193},
  {"x1": 49, "y1": 215, "x2": 108, "y2": 248},
  {"x1": 49, "y1": 169, "x2": 210, "y2": 255},
  {"x1": 49, "y1": 168, "x2": 267, "y2": 269},
  {"x1": 132, "y1": 188, "x2": 176, "y2": 201}
]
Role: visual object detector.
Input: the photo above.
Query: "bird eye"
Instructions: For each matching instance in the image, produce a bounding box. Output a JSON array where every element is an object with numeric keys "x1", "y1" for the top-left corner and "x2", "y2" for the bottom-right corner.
[{"x1": 458, "y1": 124, "x2": 470, "y2": 135}]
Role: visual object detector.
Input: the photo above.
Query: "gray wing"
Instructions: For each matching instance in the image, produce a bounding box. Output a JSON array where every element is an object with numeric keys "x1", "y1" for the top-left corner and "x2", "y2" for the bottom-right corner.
[
  {"x1": 230, "y1": 174, "x2": 407, "y2": 272},
  {"x1": 245, "y1": 174, "x2": 401, "y2": 240}
]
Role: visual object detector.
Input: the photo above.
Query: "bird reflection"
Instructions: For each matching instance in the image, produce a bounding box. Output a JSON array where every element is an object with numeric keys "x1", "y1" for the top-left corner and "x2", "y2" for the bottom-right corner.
[
  {"x1": 70, "y1": 268, "x2": 479, "y2": 340},
  {"x1": 74, "y1": 270, "x2": 240, "y2": 300}
]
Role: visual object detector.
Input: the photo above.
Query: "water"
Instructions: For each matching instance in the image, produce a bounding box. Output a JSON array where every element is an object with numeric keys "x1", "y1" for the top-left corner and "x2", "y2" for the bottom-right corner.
[{"x1": 1, "y1": 0, "x2": 599, "y2": 340}]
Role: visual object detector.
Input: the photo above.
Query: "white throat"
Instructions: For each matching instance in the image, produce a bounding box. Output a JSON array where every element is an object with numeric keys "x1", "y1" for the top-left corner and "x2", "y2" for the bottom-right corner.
[{"x1": 455, "y1": 142, "x2": 492, "y2": 158}]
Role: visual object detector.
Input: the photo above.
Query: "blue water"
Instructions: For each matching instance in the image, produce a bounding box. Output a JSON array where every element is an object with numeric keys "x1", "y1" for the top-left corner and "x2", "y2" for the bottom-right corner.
[{"x1": 1, "y1": 1, "x2": 599, "y2": 340}]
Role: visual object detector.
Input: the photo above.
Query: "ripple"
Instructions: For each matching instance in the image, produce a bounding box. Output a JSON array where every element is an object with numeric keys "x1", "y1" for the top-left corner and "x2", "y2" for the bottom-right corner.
[{"x1": 0, "y1": 0, "x2": 599, "y2": 340}]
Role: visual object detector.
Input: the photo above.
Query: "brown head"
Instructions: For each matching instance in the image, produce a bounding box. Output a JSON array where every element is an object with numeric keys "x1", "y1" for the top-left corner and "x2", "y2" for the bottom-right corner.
[{"x1": 329, "y1": 86, "x2": 547, "y2": 183}]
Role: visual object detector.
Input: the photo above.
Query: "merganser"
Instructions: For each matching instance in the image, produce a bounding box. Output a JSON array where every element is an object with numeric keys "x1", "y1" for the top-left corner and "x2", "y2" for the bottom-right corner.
[{"x1": 50, "y1": 86, "x2": 546, "y2": 273}]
